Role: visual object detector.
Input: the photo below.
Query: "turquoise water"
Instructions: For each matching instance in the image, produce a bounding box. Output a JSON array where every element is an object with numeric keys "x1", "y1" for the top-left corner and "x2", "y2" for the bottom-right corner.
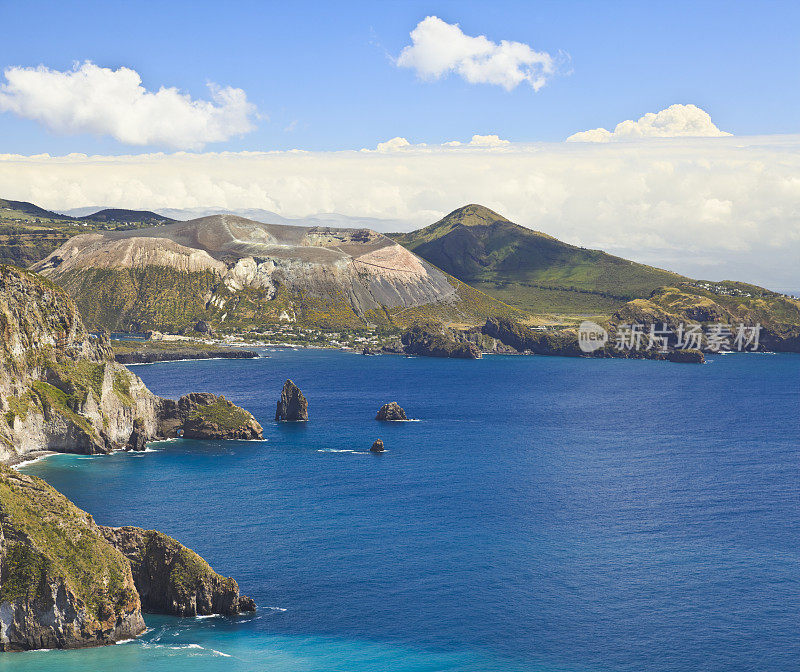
[{"x1": 7, "y1": 350, "x2": 800, "y2": 672}]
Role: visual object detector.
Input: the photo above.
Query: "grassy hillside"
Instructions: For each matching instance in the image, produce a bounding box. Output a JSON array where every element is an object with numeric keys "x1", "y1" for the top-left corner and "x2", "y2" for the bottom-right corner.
[{"x1": 391, "y1": 204, "x2": 689, "y2": 316}]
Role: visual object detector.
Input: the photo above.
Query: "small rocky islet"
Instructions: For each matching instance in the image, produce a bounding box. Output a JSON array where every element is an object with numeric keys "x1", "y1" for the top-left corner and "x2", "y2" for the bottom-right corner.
[{"x1": 376, "y1": 402, "x2": 408, "y2": 421}]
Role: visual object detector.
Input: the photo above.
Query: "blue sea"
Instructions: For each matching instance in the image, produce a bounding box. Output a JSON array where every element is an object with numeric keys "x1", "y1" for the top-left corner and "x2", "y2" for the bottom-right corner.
[{"x1": 7, "y1": 349, "x2": 800, "y2": 672}]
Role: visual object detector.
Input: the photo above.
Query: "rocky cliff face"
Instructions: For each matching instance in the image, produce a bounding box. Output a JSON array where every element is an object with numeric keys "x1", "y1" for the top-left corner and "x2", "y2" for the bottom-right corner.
[
  {"x1": 0, "y1": 265, "x2": 262, "y2": 464},
  {"x1": 98, "y1": 526, "x2": 255, "y2": 617},
  {"x1": 0, "y1": 265, "x2": 164, "y2": 463},
  {"x1": 0, "y1": 466, "x2": 144, "y2": 651}
]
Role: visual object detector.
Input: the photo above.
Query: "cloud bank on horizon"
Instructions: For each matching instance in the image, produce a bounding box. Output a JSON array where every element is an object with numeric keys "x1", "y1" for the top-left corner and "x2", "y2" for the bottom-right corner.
[
  {"x1": 0, "y1": 62, "x2": 257, "y2": 150},
  {"x1": 2, "y1": 133, "x2": 798, "y2": 291},
  {"x1": 567, "y1": 104, "x2": 731, "y2": 142},
  {"x1": 397, "y1": 16, "x2": 557, "y2": 91}
]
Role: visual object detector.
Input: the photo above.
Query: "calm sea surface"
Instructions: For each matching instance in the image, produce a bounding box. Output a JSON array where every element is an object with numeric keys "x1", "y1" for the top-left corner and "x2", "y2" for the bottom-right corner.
[{"x1": 7, "y1": 349, "x2": 800, "y2": 672}]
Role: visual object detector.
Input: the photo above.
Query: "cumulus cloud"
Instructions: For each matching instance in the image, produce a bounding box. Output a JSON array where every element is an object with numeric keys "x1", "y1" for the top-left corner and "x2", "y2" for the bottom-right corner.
[
  {"x1": 0, "y1": 61, "x2": 257, "y2": 149},
  {"x1": 1, "y1": 135, "x2": 799, "y2": 291},
  {"x1": 468, "y1": 134, "x2": 509, "y2": 147},
  {"x1": 374, "y1": 137, "x2": 412, "y2": 152},
  {"x1": 369, "y1": 134, "x2": 509, "y2": 151},
  {"x1": 397, "y1": 16, "x2": 556, "y2": 91},
  {"x1": 567, "y1": 104, "x2": 731, "y2": 142}
]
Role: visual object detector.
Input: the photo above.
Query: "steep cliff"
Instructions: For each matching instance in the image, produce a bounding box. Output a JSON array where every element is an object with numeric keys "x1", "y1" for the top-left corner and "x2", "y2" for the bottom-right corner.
[
  {"x1": 98, "y1": 526, "x2": 255, "y2": 617},
  {"x1": 0, "y1": 265, "x2": 262, "y2": 464},
  {"x1": 0, "y1": 466, "x2": 144, "y2": 650},
  {"x1": 0, "y1": 265, "x2": 163, "y2": 463}
]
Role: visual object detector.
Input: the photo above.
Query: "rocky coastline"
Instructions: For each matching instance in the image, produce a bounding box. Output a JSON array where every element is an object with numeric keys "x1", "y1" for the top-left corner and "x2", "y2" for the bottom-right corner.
[
  {"x1": 0, "y1": 265, "x2": 259, "y2": 651},
  {"x1": 114, "y1": 347, "x2": 258, "y2": 365}
]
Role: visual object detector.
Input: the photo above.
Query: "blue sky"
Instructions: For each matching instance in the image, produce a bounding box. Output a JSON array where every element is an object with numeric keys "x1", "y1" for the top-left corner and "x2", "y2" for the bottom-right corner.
[{"x1": 1, "y1": 0, "x2": 799, "y2": 154}]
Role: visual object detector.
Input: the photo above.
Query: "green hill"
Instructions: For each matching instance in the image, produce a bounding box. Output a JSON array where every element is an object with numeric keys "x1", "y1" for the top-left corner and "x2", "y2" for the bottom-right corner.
[
  {"x1": 76, "y1": 208, "x2": 173, "y2": 225},
  {"x1": 391, "y1": 204, "x2": 689, "y2": 316}
]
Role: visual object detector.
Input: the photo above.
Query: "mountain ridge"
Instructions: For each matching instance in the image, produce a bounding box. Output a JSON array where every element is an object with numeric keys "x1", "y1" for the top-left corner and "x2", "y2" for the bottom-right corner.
[{"x1": 391, "y1": 204, "x2": 689, "y2": 315}]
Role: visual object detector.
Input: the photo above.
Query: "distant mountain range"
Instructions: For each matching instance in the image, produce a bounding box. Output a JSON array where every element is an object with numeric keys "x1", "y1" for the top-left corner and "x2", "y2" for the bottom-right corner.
[
  {"x1": 60, "y1": 205, "x2": 405, "y2": 232},
  {"x1": 4, "y1": 199, "x2": 172, "y2": 224}
]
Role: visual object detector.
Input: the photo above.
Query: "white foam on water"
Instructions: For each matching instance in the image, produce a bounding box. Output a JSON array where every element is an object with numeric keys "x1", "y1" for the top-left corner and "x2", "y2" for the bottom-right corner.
[{"x1": 11, "y1": 453, "x2": 55, "y2": 469}]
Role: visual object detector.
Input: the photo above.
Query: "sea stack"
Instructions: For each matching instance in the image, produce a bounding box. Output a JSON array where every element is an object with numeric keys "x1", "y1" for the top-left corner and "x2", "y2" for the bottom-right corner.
[
  {"x1": 376, "y1": 402, "x2": 408, "y2": 421},
  {"x1": 275, "y1": 379, "x2": 309, "y2": 421},
  {"x1": 370, "y1": 439, "x2": 385, "y2": 453}
]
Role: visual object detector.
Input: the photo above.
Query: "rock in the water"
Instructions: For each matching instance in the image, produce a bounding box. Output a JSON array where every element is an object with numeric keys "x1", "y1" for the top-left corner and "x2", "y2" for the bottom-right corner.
[
  {"x1": 0, "y1": 465, "x2": 145, "y2": 651},
  {"x1": 158, "y1": 393, "x2": 263, "y2": 440},
  {"x1": 99, "y1": 526, "x2": 256, "y2": 617},
  {"x1": 666, "y1": 348, "x2": 705, "y2": 364},
  {"x1": 376, "y1": 402, "x2": 407, "y2": 421},
  {"x1": 401, "y1": 324, "x2": 482, "y2": 359},
  {"x1": 127, "y1": 417, "x2": 147, "y2": 451},
  {"x1": 275, "y1": 380, "x2": 308, "y2": 421},
  {"x1": 181, "y1": 394, "x2": 263, "y2": 440},
  {"x1": 370, "y1": 439, "x2": 385, "y2": 453}
]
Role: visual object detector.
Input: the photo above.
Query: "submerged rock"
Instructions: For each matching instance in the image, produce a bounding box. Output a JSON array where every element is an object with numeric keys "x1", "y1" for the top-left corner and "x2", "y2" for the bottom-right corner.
[
  {"x1": 98, "y1": 526, "x2": 256, "y2": 617},
  {"x1": 376, "y1": 402, "x2": 408, "y2": 421},
  {"x1": 370, "y1": 439, "x2": 385, "y2": 453},
  {"x1": 275, "y1": 380, "x2": 308, "y2": 421},
  {"x1": 0, "y1": 465, "x2": 145, "y2": 651}
]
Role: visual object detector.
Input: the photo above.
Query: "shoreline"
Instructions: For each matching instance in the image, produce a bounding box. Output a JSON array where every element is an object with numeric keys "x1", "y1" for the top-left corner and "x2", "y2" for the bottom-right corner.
[{"x1": 9, "y1": 451, "x2": 58, "y2": 469}]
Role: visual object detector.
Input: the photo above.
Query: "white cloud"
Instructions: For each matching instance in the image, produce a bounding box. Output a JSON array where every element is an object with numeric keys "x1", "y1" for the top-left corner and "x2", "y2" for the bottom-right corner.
[
  {"x1": 368, "y1": 134, "x2": 510, "y2": 151},
  {"x1": 0, "y1": 61, "x2": 257, "y2": 150},
  {"x1": 468, "y1": 134, "x2": 509, "y2": 147},
  {"x1": 397, "y1": 16, "x2": 555, "y2": 91},
  {"x1": 2, "y1": 134, "x2": 799, "y2": 291},
  {"x1": 374, "y1": 137, "x2": 411, "y2": 152},
  {"x1": 567, "y1": 104, "x2": 731, "y2": 142}
]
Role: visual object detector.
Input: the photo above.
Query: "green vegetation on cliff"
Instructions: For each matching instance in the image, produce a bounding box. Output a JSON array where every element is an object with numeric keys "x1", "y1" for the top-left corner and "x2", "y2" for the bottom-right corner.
[
  {"x1": 0, "y1": 465, "x2": 138, "y2": 620},
  {"x1": 188, "y1": 398, "x2": 253, "y2": 431},
  {"x1": 58, "y1": 267, "x2": 221, "y2": 332}
]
